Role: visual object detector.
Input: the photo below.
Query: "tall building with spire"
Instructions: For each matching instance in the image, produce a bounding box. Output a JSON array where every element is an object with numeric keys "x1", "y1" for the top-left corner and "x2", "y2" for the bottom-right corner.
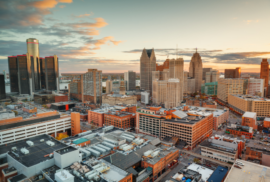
[
  {"x1": 189, "y1": 49, "x2": 203, "y2": 92},
  {"x1": 140, "y1": 48, "x2": 156, "y2": 93},
  {"x1": 27, "y1": 38, "x2": 40, "y2": 90},
  {"x1": 260, "y1": 58, "x2": 269, "y2": 97}
]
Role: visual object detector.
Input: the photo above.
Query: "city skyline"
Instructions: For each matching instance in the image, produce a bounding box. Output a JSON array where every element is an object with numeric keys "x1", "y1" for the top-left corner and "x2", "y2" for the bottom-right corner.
[{"x1": 1, "y1": 0, "x2": 270, "y2": 73}]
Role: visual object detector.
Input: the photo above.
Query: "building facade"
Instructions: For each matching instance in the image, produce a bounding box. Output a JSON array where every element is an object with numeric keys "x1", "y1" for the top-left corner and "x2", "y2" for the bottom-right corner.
[
  {"x1": 224, "y1": 67, "x2": 241, "y2": 78},
  {"x1": 217, "y1": 79, "x2": 248, "y2": 103},
  {"x1": 0, "y1": 74, "x2": 6, "y2": 99},
  {"x1": 206, "y1": 70, "x2": 219, "y2": 83},
  {"x1": 228, "y1": 94, "x2": 270, "y2": 117},
  {"x1": 124, "y1": 70, "x2": 136, "y2": 91},
  {"x1": 69, "y1": 69, "x2": 102, "y2": 104},
  {"x1": 140, "y1": 48, "x2": 156, "y2": 93},
  {"x1": 203, "y1": 68, "x2": 212, "y2": 81},
  {"x1": 260, "y1": 59, "x2": 269, "y2": 97},
  {"x1": 102, "y1": 94, "x2": 137, "y2": 106},
  {"x1": 189, "y1": 50, "x2": 203, "y2": 92},
  {"x1": 201, "y1": 82, "x2": 218, "y2": 96},
  {"x1": 247, "y1": 78, "x2": 264, "y2": 97}
]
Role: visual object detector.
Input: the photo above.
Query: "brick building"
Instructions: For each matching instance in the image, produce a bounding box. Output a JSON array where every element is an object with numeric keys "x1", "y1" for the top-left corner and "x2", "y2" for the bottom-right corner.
[
  {"x1": 228, "y1": 94, "x2": 270, "y2": 117},
  {"x1": 224, "y1": 67, "x2": 241, "y2": 78},
  {"x1": 226, "y1": 125, "x2": 253, "y2": 139},
  {"x1": 242, "y1": 112, "x2": 257, "y2": 130},
  {"x1": 104, "y1": 112, "x2": 136, "y2": 129},
  {"x1": 260, "y1": 59, "x2": 269, "y2": 97},
  {"x1": 245, "y1": 147, "x2": 270, "y2": 167}
]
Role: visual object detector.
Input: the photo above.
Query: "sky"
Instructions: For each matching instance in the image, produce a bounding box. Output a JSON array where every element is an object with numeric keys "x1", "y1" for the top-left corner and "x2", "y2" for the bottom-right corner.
[{"x1": 0, "y1": 0, "x2": 270, "y2": 73}]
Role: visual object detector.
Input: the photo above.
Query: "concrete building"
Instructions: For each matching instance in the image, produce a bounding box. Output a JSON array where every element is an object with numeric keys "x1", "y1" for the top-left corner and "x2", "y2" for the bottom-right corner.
[
  {"x1": 224, "y1": 159, "x2": 270, "y2": 182},
  {"x1": 200, "y1": 135, "x2": 245, "y2": 163},
  {"x1": 0, "y1": 111, "x2": 71, "y2": 145},
  {"x1": 206, "y1": 69, "x2": 219, "y2": 83},
  {"x1": 136, "y1": 106, "x2": 214, "y2": 149},
  {"x1": 26, "y1": 38, "x2": 41, "y2": 90},
  {"x1": 106, "y1": 79, "x2": 112, "y2": 94},
  {"x1": 260, "y1": 58, "x2": 269, "y2": 97},
  {"x1": 169, "y1": 58, "x2": 184, "y2": 102},
  {"x1": 187, "y1": 77, "x2": 196, "y2": 94},
  {"x1": 141, "y1": 91, "x2": 150, "y2": 104},
  {"x1": 224, "y1": 67, "x2": 241, "y2": 78},
  {"x1": 217, "y1": 79, "x2": 248, "y2": 103},
  {"x1": 69, "y1": 69, "x2": 102, "y2": 104},
  {"x1": 119, "y1": 80, "x2": 126, "y2": 95},
  {"x1": 189, "y1": 50, "x2": 203, "y2": 92},
  {"x1": 203, "y1": 68, "x2": 212, "y2": 81},
  {"x1": 0, "y1": 74, "x2": 6, "y2": 99},
  {"x1": 228, "y1": 94, "x2": 270, "y2": 117},
  {"x1": 140, "y1": 48, "x2": 156, "y2": 93},
  {"x1": 124, "y1": 70, "x2": 136, "y2": 91},
  {"x1": 102, "y1": 94, "x2": 137, "y2": 106},
  {"x1": 247, "y1": 78, "x2": 264, "y2": 97}
]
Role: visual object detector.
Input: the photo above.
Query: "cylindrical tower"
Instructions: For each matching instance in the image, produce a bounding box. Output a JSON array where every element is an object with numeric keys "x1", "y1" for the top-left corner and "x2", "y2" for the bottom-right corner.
[{"x1": 26, "y1": 38, "x2": 40, "y2": 91}]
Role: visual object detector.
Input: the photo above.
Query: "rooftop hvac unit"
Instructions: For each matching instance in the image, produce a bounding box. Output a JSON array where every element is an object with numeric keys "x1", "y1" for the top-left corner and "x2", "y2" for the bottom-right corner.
[
  {"x1": 97, "y1": 144, "x2": 111, "y2": 152},
  {"x1": 78, "y1": 130, "x2": 92, "y2": 136},
  {"x1": 92, "y1": 163, "x2": 103, "y2": 169},
  {"x1": 102, "y1": 142, "x2": 115, "y2": 149},
  {"x1": 102, "y1": 126, "x2": 114, "y2": 132},
  {"x1": 11, "y1": 147, "x2": 17, "y2": 151},
  {"x1": 46, "y1": 141, "x2": 55, "y2": 146},
  {"x1": 26, "y1": 141, "x2": 34, "y2": 146},
  {"x1": 144, "y1": 150, "x2": 153, "y2": 156},
  {"x1": 92, "y1": 146, "x2": 106, "y2": 153},
  {"x1": 119, "y1": 144, "x2": 128, "y2": 150},
  {"x1": 79, "y1": 148, "x2": 91, "y2": 157},
  {"x1": 83, "y1": 133, "x2": 97, "y2": 140},
  {"x1": 121, "y1": 136, "x2": 133, "y2": 142},
  {"x1": 40, "y1": 139, "x2": 45, "y2": 142},
  {"x1": 86, "y1": 148, "x2": 100, "y2": 157},
  {"x1": 123, "y1": 145, "x2": 133, "y2": 151},
  {"x1": 151, "y1": 151, "x2": 160, "y2": 158},
  {"x1": 122, "y1": 133, "x2": 135, "y2": 139},
  {"x1": 104, "y1": 138, "x2": 118, "y2": 145},
  {"x1": 95, "y1": 165, "x2": 110, "y2": 173},
  {"x1": 21, "y1": 147, "x2": 29, "y2": 154}
]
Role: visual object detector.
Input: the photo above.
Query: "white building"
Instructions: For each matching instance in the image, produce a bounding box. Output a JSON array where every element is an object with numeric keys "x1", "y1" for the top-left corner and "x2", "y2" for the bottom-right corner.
[
  {"x1": 141, "y1": 91, "x2": 150, "y2": 104},
  {"x1": 247, "y1": 78, "x2": 264, "y2": 97}
]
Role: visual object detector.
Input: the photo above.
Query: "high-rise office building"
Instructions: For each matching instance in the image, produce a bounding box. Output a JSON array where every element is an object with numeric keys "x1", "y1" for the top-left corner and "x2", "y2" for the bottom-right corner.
[
  {"x1": 8, "y1": 53, "x2": 33, "y2": 95},
  {"x1": 106, "y1": 80, "x2": 112, "y2": 94},
  {"x1": 27, "y1": 38, "x2": 41, "y2": 90},
  {"x1": 206, "y1": 69, "x2": 219, "y2": 83},
  {"x1": 260, "y1": 59, "x2": 269, "y2": 97},
  {"x1": 69, "y1": 69, "x2": 102, "y2": 104},
  {"x1": 40, "y1": 55, "x2": 59, "y2": 92},
  {"x1": 203, "y1": 68, "x2": 212, "y2": 81},
  {"x1": 156, "y1": 59, "x2": 169, "y2": 71},
  {"x1": 140, "y1": 48, "x2": 156, "y2": 93},
  {"x1": 189, "y1": 50, "x2": 203, "y2": 92},
  {"x1": 169, "y1": 58, "x2": 184, "y2": 101},
  {"x1": 0, "y1": 74, "x2": 6, "y2": 99},
  {"x1": 224, "y1": 67, "x2": 241, "y2": 78},
  {"x1": 124, "y1": 70, "x2": 136, "y2": 91}
]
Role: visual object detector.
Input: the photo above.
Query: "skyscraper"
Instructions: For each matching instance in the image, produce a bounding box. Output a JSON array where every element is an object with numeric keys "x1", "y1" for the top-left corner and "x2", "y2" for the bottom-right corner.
[
  {"x1": 140, "y1": 48, "x2": 156, "y2": 93},
  {"x1": 0, "y1": 74, "x2": 6, "y2": 99},
  {"x1": 40, "y1": 55, "x2": 59, "y2": 92},
  {"x1": 189, "y1": 50, "x2": 203, "y2": 92},
  {"x1": 169, "y1": 58, "x2": 184, "y2": 101},
  {"x1": 224, "y1": 67, "x2": 241, "y2": 78},
  {"x1": 260, "y1": 59, "x2": 269, "y2": 96},
  {"x1": 27, "y1": 38, "x2": 40, "y2": 90},
  {"x1": 124, "y1": 70, "x2": 136, "y2": 91},
  {"x1": 8, "y1": 53, "x2": 33, "y2": 95}
]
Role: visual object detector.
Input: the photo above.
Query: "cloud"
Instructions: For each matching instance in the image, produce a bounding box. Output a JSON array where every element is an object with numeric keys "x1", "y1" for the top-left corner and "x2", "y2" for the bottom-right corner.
[
  {"x1": 0, "y1": 0, "x2": 72, "y2": 29},
  {"x1": 75, "y1": 13, "x2": 92, "y2": 18},
  {"x1": 58, "y1": 0, "x2": 73, "y2": 3},
  {"x1": 68, "y1": 18, "x2": 108, "y2": 28},
  {"x1": 110, "y1": 40, "x2": 123, "y2": 45},
  {"x1": 244, "y1": 19, "x2": 260, "y2": 24},
  {"x1": 124, "y1": 48, "x2": 270, "y2": 65}
]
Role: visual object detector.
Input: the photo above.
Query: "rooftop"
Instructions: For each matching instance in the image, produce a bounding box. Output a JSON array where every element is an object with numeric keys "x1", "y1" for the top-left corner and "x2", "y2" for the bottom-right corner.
[
  {"x1": 224, "y1": 159, "x2": 270, "y2": 182},
  {"x1": 199, "y1": 139, "x2": 237, "y2": 154},
  {"x1": 187, "y1": 163, "x2": 214, "y2": 181},
  {"x1": 207, "y1": 166, "x2": 228, "y2": 182},
  {"x1": 243, "y1": 111, "x2": 257, "y2": 118},
  {"x1": 3, "y1": 134, "x2": 69, "y2": 167},
  {"x1": 231, "y1": 94, "x2": 270, "y2": 101}
]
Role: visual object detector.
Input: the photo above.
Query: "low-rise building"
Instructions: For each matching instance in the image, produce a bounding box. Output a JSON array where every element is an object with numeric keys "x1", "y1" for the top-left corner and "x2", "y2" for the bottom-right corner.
[
  {"x1": 245, "y1": 147, "x2": 270, "y2": 167},
  {"x1": 104, "y1": 111, "x2": 136, "y2": 129},
  {"x1": 201, "y1": 81, "x2": 218, "y2": 96},
  {"x1": 102, "y1": 94, "x2": 137, "y2": 106},
  {"x1": 226, "y1": 124, "x2": 253, "y2": 139},
  {"x1": 264, "y1": 117, "x2": 270, "y2": 128},
  {"x1": 141, "y1": 91, "x2": 150, "y2": 104},
  {"x1": 228, "y1": 94, "x2": 270, "y2": 117},
  {"x1": 242, "y1": 112, "x2": 257, "y2": 130},
  {"x1": 224, "y1": 159, "x2": 270, "y2": 182},
  {"x1": 200, "y1": 135, "x2": 245, "y2": 163}
]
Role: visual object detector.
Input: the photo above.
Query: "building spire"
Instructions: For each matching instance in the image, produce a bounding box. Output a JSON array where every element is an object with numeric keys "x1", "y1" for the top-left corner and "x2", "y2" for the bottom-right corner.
[{"x1": 196, "y1": 47, "x2": 197, "y2": 53}]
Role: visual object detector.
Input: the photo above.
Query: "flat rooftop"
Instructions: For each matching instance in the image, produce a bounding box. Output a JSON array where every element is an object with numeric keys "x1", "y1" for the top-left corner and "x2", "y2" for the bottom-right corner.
[
  {"x1": 3, "y1": 134, "x2": 69, "y2": 167},
  {"x1": 187, "y1": 163, "x2": 213, "y2": 181},
  {"x1": 231, "y1": 94, "x2": 270, "y2": 102},
  {"x1": 224, "y1": 159, "x2": 270, "y2": 182},
  {"x1": 51, "y1": 101, "x2": 76, "y2": 106},
  {"x1": 200, "y1": 140, "x2": 236, "y2": 154}
]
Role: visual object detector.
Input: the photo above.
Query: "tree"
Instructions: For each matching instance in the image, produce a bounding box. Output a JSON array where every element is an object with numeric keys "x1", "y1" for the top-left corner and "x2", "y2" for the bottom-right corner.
[
  {"x1": 193, "y1": 158, "x2": 200, "y2": 164},
  {"x1": 12, "y1": 110, "x2": 18, "y2": 116}
]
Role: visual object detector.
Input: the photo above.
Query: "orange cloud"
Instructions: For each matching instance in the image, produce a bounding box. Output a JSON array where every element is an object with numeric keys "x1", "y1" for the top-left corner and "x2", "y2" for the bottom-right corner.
[
  {"x1": 58, "y1": 0, "x2": 73, "y2": 3},
  {"x1": 110, "y1": 40, "x2": 123, "y2": 45},
  {"x1": 29, "y1": 0, "x2": 58, "y2": 9},
  {"x1": 76, "y1": 14, "x2": 92, "y2": 18},
  {"x1": 72, "y1": 18, "x2": 108, "y2": 28}
]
